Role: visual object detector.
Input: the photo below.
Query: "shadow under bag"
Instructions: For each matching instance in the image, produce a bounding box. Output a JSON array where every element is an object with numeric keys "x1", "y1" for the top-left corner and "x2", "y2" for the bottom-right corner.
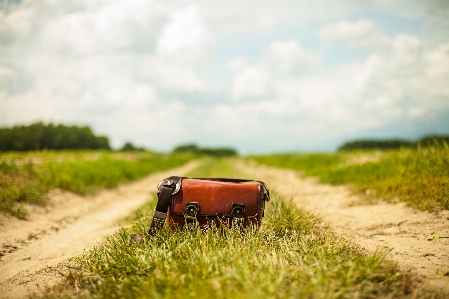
[{"x1": 149, "y1": 176, "x2": 270, "y2": 235}]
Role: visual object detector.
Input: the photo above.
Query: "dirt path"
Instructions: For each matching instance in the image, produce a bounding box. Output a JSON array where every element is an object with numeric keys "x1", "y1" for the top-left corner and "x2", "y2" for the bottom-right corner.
[
  {"x1": 237, "y1": 161, "x2": 449, "y2": 295},
  {"x1": 0, "y1": 161, "x2": 199, "y2": 299},
  {"x1": 2, "y1": 159, "x2": 448, "y2": 298}
]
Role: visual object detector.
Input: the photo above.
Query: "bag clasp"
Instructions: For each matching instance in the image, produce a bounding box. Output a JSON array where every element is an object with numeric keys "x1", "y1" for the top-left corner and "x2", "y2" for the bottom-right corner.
[{"x1": 185, "y1": 202, "x2": 200, "y2": 221}]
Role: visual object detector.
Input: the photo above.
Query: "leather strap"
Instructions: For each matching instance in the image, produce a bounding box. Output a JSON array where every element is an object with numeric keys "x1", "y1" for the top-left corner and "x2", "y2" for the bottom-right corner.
[{"x1": 148, "y1": 176, "x2": 183, "y2": 236}]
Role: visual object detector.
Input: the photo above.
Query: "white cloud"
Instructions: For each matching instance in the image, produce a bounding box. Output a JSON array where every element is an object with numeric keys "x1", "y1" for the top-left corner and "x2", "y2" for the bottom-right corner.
[
  {"x1": 153, "y1": 62, "x2": 207, "y2": 92},
  {"x1": 426, "y1": 42, "x2": 449, "y2": 79},
  {"x1": 0, "y1": 66, "x2": 17, "y2": 91},
  {"x1": 1, "y1": 1, "x2": 448, "y2": 152},
  {"x1": 204, "y1": 3, "x2": 276, "y2": 35},
  {"x1": 139, "y1": 57, "x2": 207, "y2": 93},
  {"x1": 230, "y1": 63, "x2": 271, "y2": 102},
  {"x1": 157, "y1": 5, "x2": 210, "y2": 58},
  {"x1": 264, "y1": 40, "x2": 311, "y2": 75},
  {"x1": 223, "y1": 18, "x2": 449, "y2": 149},
  {"x1": 0, "y1": 5, "x2": 35, "y2": 42},
  {"x1": 228, "y1": 56, "x2": 249, "y2": 72},
  {"x1": 0, "y1": 66, "x2": 15, "y2": 79},
  {"x1": 320, "y1": 19, "x2": 390, "y2": 50},
  {"x1": 39, "y1": 1, "x2": 164, "y2": 56}
]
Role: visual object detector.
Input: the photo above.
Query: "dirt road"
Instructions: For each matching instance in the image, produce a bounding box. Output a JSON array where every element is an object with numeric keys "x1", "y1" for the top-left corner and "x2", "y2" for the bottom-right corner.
[
  {"x1": 0, "y1": 161, "x2": 199, "y2": 299},
  {"x1": 238, "y1": 161, "x2": 449, "y2": 295},
  {"x1": 1, "y1": 159, "x2": 448, "y2": 298}
]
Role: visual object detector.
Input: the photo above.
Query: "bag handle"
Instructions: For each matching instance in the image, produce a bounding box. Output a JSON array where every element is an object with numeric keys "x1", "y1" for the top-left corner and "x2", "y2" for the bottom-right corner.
[{"x1": 148, "y1": 176, "x2": 270, "y2": 235}]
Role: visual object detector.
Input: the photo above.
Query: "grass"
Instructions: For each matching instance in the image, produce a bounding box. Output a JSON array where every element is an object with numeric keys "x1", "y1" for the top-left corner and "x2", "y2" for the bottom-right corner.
[
  {"x1": 0, "y1": 151, "x2": 195, "y2": 218},
  {"x1": 250, "y1": 146, "x2": 449, "y2": 212},
  {"x1": 39, "y1": 159, "x2": 426, "y2": 299}
]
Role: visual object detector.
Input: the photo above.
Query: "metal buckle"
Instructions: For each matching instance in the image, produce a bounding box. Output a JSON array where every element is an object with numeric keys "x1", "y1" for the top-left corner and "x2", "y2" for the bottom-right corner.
[
  {"x1": 184, "y1": 202, "x2": 199, "y2": 225},
  {"x1": 157, "y1": 178, "x2": 182, "y2": 194}
]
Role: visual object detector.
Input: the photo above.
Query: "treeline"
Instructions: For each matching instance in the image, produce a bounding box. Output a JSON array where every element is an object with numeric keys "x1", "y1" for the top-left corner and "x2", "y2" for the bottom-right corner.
[
  {"x1": 0, "y1": 122, "x2": 110, "y2": 151},
  {"x1": 120, "y1": 142, "x2": 147, "y2": 152},
  {"x1": 338, "y1": 135, "x2": 449, "y2": 151},
  {"x1": 173, "y1": 143, "x2": 237, "y2": 157}
]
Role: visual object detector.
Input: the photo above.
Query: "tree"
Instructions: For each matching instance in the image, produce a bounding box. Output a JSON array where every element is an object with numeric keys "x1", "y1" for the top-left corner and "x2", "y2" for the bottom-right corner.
[
  {"x1": 338, "y1": 135, "x2": 449, "y2": 151},
  {"x1": 172, "y1": 143, "x2": 237, "y2": 157},
  {"x1": 417, "y1": 135, "x2": 449, "y2": 147},
  {"x1": 338, "y1": 139, "x2": 414, "y2": 151},
  {"x1": 0, "y1": 122, "x2": 111, "y2": 151},
  {"x1": 121, "y1": 142, "x2": 137, "y2": 151},
  {"x1": 173, "y1": 143, "x2": 200, "y2": 154}
]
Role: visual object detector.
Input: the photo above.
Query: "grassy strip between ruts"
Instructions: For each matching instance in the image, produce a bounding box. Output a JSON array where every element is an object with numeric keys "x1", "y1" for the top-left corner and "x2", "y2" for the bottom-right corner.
[
  {"x1": 249, "y1": 146, "x2": 449, "y2": 212},
  {"x1": 38, "y1": 159, "x2": 433, "y2": 299},
  {"x1": 0, "y1": 151, "x2": 195, "y2": 218}
]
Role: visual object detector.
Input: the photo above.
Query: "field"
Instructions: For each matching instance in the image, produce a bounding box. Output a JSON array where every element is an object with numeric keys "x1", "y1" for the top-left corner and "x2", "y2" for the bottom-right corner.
[
  {"x1": 250, "y1": 146, "x2": 449, "y2": 212},
  {"x1": 41, "y1": 159, "x2": 418, "y2": 299},
  {"x1": 0, "y1": 151, "x2": 195, "y2": 218},
  {"x1": 0, "y1": 149, "x2": 448, "y2": 298}
]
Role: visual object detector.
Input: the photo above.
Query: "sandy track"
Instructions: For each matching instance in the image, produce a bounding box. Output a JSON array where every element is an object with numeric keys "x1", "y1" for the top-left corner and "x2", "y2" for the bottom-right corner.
[
  {"x1": 2, "y1": 159, "x2": 448, "y2": 297},
  {"x1": 0, "y1": 161, "x2": 199, "y2": 299},
  {"x1": 238, "y1": 161, "x2": 449, "y2": 295}
]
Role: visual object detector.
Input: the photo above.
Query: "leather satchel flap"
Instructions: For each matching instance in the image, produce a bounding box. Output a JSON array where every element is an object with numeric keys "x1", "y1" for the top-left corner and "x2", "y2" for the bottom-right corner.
[{"x1": 172, "y1": 179, "x2": 261, "y2": 217}]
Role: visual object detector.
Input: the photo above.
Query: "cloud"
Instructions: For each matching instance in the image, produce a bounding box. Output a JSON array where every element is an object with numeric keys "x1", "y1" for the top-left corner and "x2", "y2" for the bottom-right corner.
[
  {"x1": 203, "y1": 3, "x2": 276, "y2": 35},
  {"x1": 229, "y1": 60, "x2": 272, "y2": 102},
  {"x1": 138, "y1": 57, "x2": 207, "y2": 93},
  {"x1": 0, "y1": 5, "x2": 35, "y2": 43},
  {"x1": 320, "y1": 19, "x2": 389, "y2": 50},
  {"x1": 223, "y1": 19, "x2": 449, "y2": 150},
  {"x1": 426, "y1": 0, "x2": 449, "y2": 18},
  {"x1": 0, "y1": 66, "x2": 18, "y2": 92},
  {"x1": 426, "y1": 42, "x2": 449, "y2": 79},
  {"x1": 1, "y1": 1, "x2": 448, "y2": 152},
  {"x1": 38, "y1": 1, "x2": 166, "y2": 56},
  {"x1": 264, "y1": 40, "x2": 312, "y2": 75},
  {"x1": 229, "y1": 39, "x2": 320, "y2": 103},
  {"x1": 157, "y1": 5, "x2": 210, "y2": 57},
  {"x1": 2, "y1": 7, "x2": 202, "y2": 102}
]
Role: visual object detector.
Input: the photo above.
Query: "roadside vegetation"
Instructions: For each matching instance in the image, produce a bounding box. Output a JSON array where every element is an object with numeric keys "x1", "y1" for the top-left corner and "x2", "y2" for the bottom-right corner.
[
  {"x1": 40, "y1": 159, "x2": 425, "y2": 299},
  {"x1": 0, "y1": 122, "x2": 111, "y2": 151},
  {"x1": 250, "y1": 145, "x2": 449, "y2": 211},
  {"x1": 338, "y1": 135, "x2": 449, "y2": 150},
  {"x1": 173, "y1": 143, "x2": 238, "y2": 157},
  {"x1": 0, "y1": 151, "x2": 195, "y2": 218}
]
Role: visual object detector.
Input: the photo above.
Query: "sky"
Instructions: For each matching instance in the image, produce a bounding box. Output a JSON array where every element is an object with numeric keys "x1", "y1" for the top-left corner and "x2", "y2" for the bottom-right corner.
[{"x1": 1, "y1": 0, "x2": 448, "y2": 153}]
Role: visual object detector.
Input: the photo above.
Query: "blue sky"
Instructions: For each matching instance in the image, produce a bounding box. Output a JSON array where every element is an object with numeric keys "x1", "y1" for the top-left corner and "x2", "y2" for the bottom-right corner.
[{"x1": 1, "y1": 0, "x2": 448, "y2": 153}]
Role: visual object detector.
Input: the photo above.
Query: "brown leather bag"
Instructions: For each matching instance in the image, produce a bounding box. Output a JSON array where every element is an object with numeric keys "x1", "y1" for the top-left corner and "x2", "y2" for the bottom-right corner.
[{"x1": 148, "y1": 176, "x2": 270, "y2": 234}]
